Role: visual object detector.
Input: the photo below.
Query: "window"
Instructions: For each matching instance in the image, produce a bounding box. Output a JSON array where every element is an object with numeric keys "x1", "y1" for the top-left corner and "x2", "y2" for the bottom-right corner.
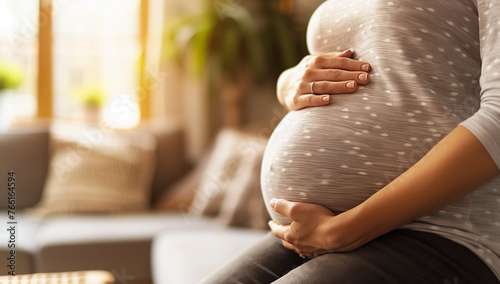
[
  {"x1": 0, "y1": 0, "x2": 38, "y2": 118},
  {"x1": 53, "y1": 0, "x2": 142, "y2": 128},
  {"x1": 0, "y1": 0, "x2": 146, "y2": 129}
]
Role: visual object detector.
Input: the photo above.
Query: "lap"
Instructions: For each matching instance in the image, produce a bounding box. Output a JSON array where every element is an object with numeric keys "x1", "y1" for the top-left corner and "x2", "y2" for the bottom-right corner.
[
  {"x1": 200, "y1": 230, "x2": 499, "y2": 284},
  {"x1": 200, "y1": 233, "x2": 304, "y2": 284}
]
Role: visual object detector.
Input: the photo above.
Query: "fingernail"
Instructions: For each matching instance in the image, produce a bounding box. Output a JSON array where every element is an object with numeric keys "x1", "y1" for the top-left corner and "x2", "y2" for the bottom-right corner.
[
  {"x1": 270, "y1": 198, "x2": 279, "y2": 207},
  {"x1": 346, "y1": 81, "x2": 355, "y2": 89},
  {"x1": 322, "y1": 96, "x2": 330, "y2": 102},
  {"x1": 361, "y1": 64, "x2": 370, "y2": 72},
  {"x1": 342, "y1": 48, "x2": 354, "y2": 54},
  {"x1": 358, "y1": 73, "x2": 368, "y2": 81}
]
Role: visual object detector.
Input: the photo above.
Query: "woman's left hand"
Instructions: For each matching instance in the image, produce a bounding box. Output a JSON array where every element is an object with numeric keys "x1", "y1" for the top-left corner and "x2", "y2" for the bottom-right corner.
[{"x1": 268, "y1": 199, "x2": 340, "y2": 258}]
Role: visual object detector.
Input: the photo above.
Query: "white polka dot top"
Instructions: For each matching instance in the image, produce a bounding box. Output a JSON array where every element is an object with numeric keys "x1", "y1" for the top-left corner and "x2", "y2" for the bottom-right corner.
[{"x1": 260, "y1": 0, "x2": 500, "y2": 278}]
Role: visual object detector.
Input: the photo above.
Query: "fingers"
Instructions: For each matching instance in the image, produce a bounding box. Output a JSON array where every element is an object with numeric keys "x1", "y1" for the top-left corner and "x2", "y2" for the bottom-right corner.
[
  {"x1": 305, "y1": 54, "x2": 371, "y2": 72},
  {"x1": 300, "y1": 68, "x2": 369, "y2": 89},
  {"x1": 288, "y1": 94, "x2": 331, "y2": 110},
  {"x1": 280, "y1": 239, "x2": 329, "y2": 259},
  {"x1": 269, "y1": 198, "x2": 291, "y2": 217},
  {"x1": 308, "y1": 80, "x2": 358, "y2": 95},
  {"x1": 280, "y1": 240, "x2": 308, "y2": 258},
  {"x1": 269, "y1": 220, "x2": 287, "y2": 240},
  {"x1": 269, "y1": 198, "x2": 304, "y2": 221},
  {"x1": 335, "y1": 48, "x2": 354, "y2": 58},
  {"x1": 285, "y1": 49, "x2": 371, "y2": 110},
  {"x1": 312, "y1": 69, "x2": 370, "y2": 85},
  {"x1": 269, "y1": 220, "x2": 302, "y2": 248},
  {"x1": 269, "y1": 221, "x2": 308, "y2": 252},
  {"x1": 298, "y1": 65, "x2": 370, "y2": 96}
]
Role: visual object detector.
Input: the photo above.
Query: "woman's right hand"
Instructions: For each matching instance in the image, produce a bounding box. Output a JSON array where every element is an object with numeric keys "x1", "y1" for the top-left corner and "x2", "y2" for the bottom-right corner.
[{"x1": 277, "y1": 49, "x2": 371, "y2": 111}]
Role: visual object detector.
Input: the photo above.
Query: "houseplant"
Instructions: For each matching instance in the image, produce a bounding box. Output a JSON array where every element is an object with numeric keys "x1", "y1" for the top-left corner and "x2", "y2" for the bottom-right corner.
[
  {"x1": 162, "y1": 0, "x2": 305, "y2": 129},
  {"x1": 0, "y1": 61, "x2": 24, "y2": 131},
  {"x1": 71, "y1": 84, "x2": 107, "y2": 124},
  {"x1": 0, "y1": 61, "x2": 23, "y2": 92}
]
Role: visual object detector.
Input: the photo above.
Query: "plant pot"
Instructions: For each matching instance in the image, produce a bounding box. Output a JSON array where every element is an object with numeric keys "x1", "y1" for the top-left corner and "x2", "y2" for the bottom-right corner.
[{"x1": 81, "y1": 105, "x2": 102, "y2": 124}]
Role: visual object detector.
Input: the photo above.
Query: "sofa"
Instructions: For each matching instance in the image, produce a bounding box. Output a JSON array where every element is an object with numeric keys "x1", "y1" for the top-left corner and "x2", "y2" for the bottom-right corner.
[{"x1": 0, "y1": 120, "x2": 269, "y2": 284}]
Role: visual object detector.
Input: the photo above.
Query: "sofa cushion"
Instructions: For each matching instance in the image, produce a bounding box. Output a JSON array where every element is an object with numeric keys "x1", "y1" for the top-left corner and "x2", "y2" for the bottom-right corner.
[
  {"x1": 0, "y1": 212, "x2": 45, "y2": 275},
  {"x1": 153, "y1": 153, "x2": 208, "y2": 211},
  {"x1": 0, "y1": 249, "x2": 33, "y2": 276},
  {"x1": 34, "y1": 213, "x2": 217, "y2": 282},
  {"x1": 136, "y1": 119, "x2": 190, "y2": 205},
  {"x1": 0, "y1": 129, "x2": 49, "y2": 210},
  {"x1": 28, "y1": 123, "x2": 156, "y2": 215},
  {"x1": 152, "y1": 228, "x2": 268, "y2": 284}
]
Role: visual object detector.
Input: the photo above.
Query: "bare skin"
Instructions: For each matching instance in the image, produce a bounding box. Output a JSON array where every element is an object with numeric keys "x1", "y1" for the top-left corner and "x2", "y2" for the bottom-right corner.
[
  {"x1": 269, "y1": 52, "x2": 500, "y2": 259},
  {"x1": 277, "y1": 49, "x2": 371, "y2": 111}
]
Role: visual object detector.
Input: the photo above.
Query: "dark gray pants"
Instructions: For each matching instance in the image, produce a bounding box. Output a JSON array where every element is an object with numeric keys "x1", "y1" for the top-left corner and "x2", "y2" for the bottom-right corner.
[{"x1": 200, "y1": 230, "x2": 499, "y2": 284}]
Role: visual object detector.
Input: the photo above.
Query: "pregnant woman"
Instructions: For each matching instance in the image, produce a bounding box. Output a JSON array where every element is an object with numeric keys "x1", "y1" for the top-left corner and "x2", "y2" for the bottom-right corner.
[{"x1": 202, "y1": 0, "x2": 500, "y2": 283}]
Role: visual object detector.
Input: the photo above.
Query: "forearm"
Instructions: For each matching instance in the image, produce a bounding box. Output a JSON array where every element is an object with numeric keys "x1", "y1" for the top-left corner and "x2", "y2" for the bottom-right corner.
[{"x1": 330, "y1": 126, "x2": 500, "y2": 251}]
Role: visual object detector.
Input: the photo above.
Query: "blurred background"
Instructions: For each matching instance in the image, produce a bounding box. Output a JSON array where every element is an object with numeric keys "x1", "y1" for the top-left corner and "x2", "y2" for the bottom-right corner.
[
  {"x1": 0, "y1": 0, "x2": 324, "y2": 160},
  {"x1": 0, "y1": 0, "x2": 328, "y2": 282}
]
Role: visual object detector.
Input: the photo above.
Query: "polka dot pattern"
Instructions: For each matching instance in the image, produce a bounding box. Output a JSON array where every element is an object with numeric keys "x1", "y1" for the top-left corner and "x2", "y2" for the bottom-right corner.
[{"x1": 263, "y1": 0, "x2": 500, "y2": 277}]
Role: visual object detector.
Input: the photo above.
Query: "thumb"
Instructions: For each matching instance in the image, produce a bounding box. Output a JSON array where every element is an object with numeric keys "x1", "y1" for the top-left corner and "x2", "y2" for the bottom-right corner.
[
  {"x1": 336, "y1": 48, "x2": 354, "y2": 57},
  {"x1": 270, "y1": 198, "x2": 303, "y2": 221}
]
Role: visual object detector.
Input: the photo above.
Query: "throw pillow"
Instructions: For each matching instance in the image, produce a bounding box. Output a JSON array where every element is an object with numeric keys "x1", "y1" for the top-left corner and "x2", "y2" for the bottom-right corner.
[
  {"x1": 188, "y1": 128, "x2": 271, "y2": 229},
  {"x1": 217, "y1": 135, "x2": 271, "y2": 229},
  {"x1": 27, "y1": 122, "x2": 156, "y2": 215},
  {"x1": 188, "y1": 129, "x2": 243, "y2": 217}
]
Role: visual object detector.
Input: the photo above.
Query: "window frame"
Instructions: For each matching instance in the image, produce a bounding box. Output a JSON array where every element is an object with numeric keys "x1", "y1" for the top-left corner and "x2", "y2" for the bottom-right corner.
[{"x1": 36, "y1": 0, "x2": 150, "y2": 120}]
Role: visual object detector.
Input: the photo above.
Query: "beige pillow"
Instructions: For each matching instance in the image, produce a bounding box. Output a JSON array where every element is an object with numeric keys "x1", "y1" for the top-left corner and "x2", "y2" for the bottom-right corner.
[
  {"x1": 188, "y1": 129, "x2": 244, "y2": 217},
  {"x1": 28, "y1": 122, "x2": 156, "y2": 215},
  {"x1": 189, "y1": 128, "x2": 270, "y2": 229},
  {"x1": 217, "y1": 136, "x2": 271, "y2": 229}
]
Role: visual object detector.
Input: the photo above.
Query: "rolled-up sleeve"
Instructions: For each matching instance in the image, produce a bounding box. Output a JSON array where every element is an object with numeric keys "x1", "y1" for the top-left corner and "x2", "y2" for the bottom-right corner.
[{"x1": 460, "y1": 0, "x2": 500, "y2": 170}]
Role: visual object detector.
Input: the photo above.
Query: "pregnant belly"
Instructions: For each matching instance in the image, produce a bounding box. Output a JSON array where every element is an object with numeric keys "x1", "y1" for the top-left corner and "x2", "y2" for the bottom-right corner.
[{"x1": 260, "y1": 99, "x2": 447, "y2": 225}]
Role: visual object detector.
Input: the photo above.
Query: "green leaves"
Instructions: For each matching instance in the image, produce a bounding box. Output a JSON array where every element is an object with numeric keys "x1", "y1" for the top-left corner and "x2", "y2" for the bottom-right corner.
[
  {"x1": 0, "y1": 61, "x2": 24, "y2": 92},
  {"x1": 71, "y1": 84, "x2": 107, "y2": 107},
  {"x1": 161, "y1": 0, "x2": 303, "y2": 84}
]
